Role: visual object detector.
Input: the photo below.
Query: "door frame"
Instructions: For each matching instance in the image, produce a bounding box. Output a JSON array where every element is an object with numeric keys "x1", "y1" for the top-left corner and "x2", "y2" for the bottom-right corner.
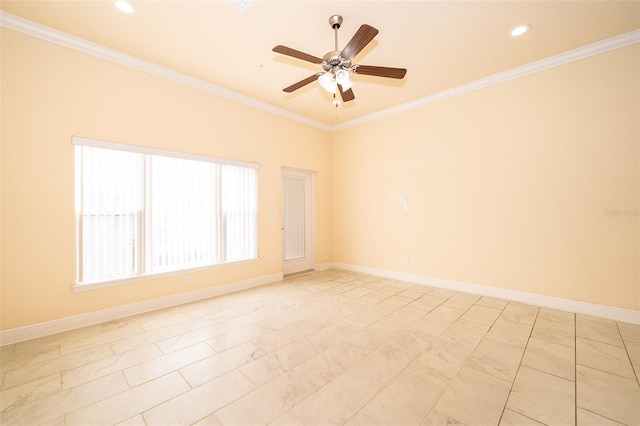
[{"x1": 282, "y1": 167, "x2": 315, "y2": 275}]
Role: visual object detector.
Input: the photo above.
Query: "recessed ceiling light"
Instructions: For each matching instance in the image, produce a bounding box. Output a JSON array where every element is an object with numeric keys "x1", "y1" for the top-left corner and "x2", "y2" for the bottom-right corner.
[
  {"x1": 225, "y1": 0, "x2": 254, "y2": 12},
  {"x1": 115, "y1": 0, "x2": 134, "y2": 14},
  {"x1": 511, "y1": 25, "x2": 531, "y2": 37}
]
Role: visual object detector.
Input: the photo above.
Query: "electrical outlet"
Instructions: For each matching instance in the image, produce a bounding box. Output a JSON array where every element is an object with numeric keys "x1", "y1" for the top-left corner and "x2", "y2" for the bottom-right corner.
[{"x1": 183, "y1": 275, "x2": 191, "y2": 285}]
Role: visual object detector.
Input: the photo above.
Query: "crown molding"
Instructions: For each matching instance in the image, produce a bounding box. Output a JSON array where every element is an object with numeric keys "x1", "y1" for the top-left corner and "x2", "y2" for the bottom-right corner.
[
  {"x1": 331, "y1": 28, "x2": 640, "y2": 132},
  {"x1": 2, "y1": 12, "x2": 638, "y2": 134},
  {"x1": 0, "y1": 11, "x2": 332, "y2": 132}
]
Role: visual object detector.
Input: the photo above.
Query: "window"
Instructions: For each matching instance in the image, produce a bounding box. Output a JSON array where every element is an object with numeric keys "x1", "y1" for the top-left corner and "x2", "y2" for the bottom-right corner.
[{"x1": 74, "y1": 137, "x2": 259, "y2": 285}]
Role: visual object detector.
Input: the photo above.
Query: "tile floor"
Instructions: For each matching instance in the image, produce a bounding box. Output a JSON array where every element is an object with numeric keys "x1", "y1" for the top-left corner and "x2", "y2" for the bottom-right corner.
[{"x1": 1, "y1": 269, "x2": 639, "y2": 425}]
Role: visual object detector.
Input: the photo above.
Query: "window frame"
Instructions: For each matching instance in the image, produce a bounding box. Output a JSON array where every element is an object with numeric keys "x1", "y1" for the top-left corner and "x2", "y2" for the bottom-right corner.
[{"x1": 72, "y1": 136, "x2": 260, "y2": 292}]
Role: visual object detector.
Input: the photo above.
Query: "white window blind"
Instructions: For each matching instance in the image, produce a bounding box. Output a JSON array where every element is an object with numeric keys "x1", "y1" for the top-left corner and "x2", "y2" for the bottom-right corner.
[{"x1": 74, "y1": 137, "x2": 259, "y2": 285}]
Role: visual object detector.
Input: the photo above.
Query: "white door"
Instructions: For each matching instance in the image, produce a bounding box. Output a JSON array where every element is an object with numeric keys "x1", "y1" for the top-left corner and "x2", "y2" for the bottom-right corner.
[{"x1": 282, "y1": 169, "x2": 314, "y2": 275}]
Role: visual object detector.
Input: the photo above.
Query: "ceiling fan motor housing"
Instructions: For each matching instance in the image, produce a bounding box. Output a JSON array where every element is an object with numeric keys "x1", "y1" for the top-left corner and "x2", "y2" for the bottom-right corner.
[
  {"x1": 329, "y1": 15, "x2": 343, "y2": 29},
  {"x1": 321, "y1": 51, "x2": 352, "y2": 73}
]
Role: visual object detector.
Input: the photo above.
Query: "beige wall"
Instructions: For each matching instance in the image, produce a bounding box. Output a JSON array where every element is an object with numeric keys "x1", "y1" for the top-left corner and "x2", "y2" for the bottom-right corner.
[
  {"x1": 2, "y1": 27, "x2": 638, "y2": 332},
  {"x1": 0, "y1": 29, "x2": 332, "y2": 330},
  {"x1": 332, "y1": 45, "x2": 639, "y2": 311}
]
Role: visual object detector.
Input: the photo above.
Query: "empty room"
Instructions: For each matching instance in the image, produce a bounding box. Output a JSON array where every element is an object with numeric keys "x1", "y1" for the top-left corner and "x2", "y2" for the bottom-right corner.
[{"x1": 1, "y1": 1, "x2": 639, "y2": 425}]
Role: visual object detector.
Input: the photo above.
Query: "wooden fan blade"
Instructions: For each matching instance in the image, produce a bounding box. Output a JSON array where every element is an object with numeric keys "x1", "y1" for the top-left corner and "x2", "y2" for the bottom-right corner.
[
  {"x1": 283, "y1": 74, "x2": 320, "y2": 93},
  {"x1": 273, "y1": 45, "x2": 322, "y2": 64},
  {"x1": 340, "y1": 24, "x2": 378, "y2": 60},
  {"x1": 338, "y1": 85, "x2": 355, "y2": 102},
  {"x1": 353, "y1": 65, "x2": 407, "y2": 79}
]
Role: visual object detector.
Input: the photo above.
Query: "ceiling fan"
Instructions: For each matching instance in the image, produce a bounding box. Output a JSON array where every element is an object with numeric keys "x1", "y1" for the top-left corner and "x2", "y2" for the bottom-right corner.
[{"x1": 273, "y1": 15, "x2": 407, "y2": 104}]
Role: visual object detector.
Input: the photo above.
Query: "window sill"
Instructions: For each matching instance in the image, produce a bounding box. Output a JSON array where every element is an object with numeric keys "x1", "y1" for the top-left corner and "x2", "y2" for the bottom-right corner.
[{"x1": 72, "y1": 258, "x2": 260, "y2": 292}]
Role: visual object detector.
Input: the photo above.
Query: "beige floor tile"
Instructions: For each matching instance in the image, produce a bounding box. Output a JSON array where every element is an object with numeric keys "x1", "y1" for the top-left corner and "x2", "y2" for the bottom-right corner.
[
  {"x1": 320, "y1": 331, "x2": 381, "y2": 371},
  {"x1": 271, "y1": 331, "x2": 427, "y2": 426},
  {"x1": 0, "y1": 344, "x2": 15, "y2": 360},
  {"x1": 475, "y1": 296, "x2": 509, "y2": 310},
  {"x1": 124, "y1": 342, "x2": 216, "y2": 387},
  {"x1": 305, "y1": 320, "x2": 357, "y2": 351},
  {"x1": 531, "y1": 317, "x2": 575, "y2": 348},
  {"x1": 346, "y1": 410, "x2": 387, "y2": 425},
  {"x1": 428, "y1": 288, "x2": 457, "y2": 300},
  {"x1": 206, "y1": 322, "x2": 275, "y2": 353},
  {"x1": 110, "y1": 323, "x2": 189, "y2": 354},
  {"x1": 432, "y1": 366, "x2": 511, "y2": 426},
  {"x1": 422, "y1": 409, "x2": 468, "y2": 426},
  {"x1": 577, "y1": 365, "x2": 640, "y2": 425},
  {"x1": 143, "y1": 370, "x2": 253, "y2": 425},
  {"x1": 506, "y1": 366, "x2": 575, "y2": 425},
  {"x1": 360, "y1": 280, "x2": 388, "y2": 291},
  {"x1": 40, "y1": 416, "x2": 65, "y2": 426},
  {"x1": 499, "y1": 409, "x2": 545, "y2": 425},
  {"x1": 338, "y1": 286, "x2": 377, "y2": 302},
  {"x1": 3, "y1": 270, "x2": 637, "y2": 426},
  {"x1": 222, "y1": 301, "x2": 298, "y2": 330},
  {"x1": 138, "y1": 306, "x2": 215, "y2": 333},
  {"x1": 0, "y1": 373, "x2": 61, "y2": 413},
  {"x1": 184, "y1": 305, "x2": 251, "y2": 331},
  {"x1": 61, "y1": 344, "x2": 161, "y2": 389},
  {"x1": 439, "y1": 318, "x2": 490, "y2": 350},
  {"x1": 623, "y1": 336, "x2": 640, "y2": 365},
  {"x1": 66, "y1": 372, "x2": 189, "y2": 426},
  {"x1": 407, "y1": 293, "x2": 448, "y2": 313},
  {"x1": 253, "y1": 308, "x2": 342, "y2": 353},
  {"x1": 411, "y1": 334, "x2": 476, "y2": 383},
  {"x1": 114, "y1": 414, "x2": 146, "y2": 426},
  {"x1": 342, "y1": 306, "x2": 388, "y2": 330},
  {"x1": 370, "y1": 285, "x2": 407, "y2": 299},
  {"x1": 374, "y1": 294, "x2": 415, "y2": 314},
  {"x1": 500, "y1": 302, "x2": 539, "y2": 326},
  {"x1": 398, "y1": 286, "x2": 432, "y2": 299},
  {"x1": 485, "y1": 318, "x2": 533, "y2": 349},
  {"x1": 216, "y1": 347, "x2": 345, "y2": 425},
  {"x1": 9, "y1": 326, "x2": 95, "y2": 359},
  {"x1": 576, "y1": 313, "x2": 614, "y2": 323},
  {"x1": 156, "y1": 322, "x2": 229, "y2": 354},
  {"x1": 406, "y1": 305, "x2": 465, "y2": 343},
  {"x1": 522, "y1": 337, "x2": 575, "y2": 381},
  {"x1": 1, "y1": 344, "x2": 113, "y2": 390},
  {"x1": 576, "y1": 316, "x2": 623, "y2": 347},
  {"x1": 356, "y1": 366, "x2": 448, "y2": 425},
  {"x1": 537, "y1": 307, "x2": 575, "y2": 325},
  {"x1": 243, "y1": 319, "x2": 353, "y2": 385},
  {"x1": 1, "y1": 372, "x2": 128, "y2": 425},
  {"x1": 465, "y1": 337, "x2": 525, "y2": 382},
  {"x1": 461, "y1": 304, "x2": 502, "y2": 325},
  {"x1": 443, "y1": 292, "x2": 481, "y2": 310},
  {"x1": 180, "y1": 341, "x2": 266, "y2": 388},
  {"x1": 193, "y1": 412, "x2": 223, "y2": 426},
  {"x1": 618, "y1": 322, "x2": 640, "y2": 340},
  {"x1": 0, "y1": 344, "x2": 60, "y2": 376},
  {"x1": 58, "y1": 322, "x2": 149, "y2": 356},
  {"x1": 577, "y1": 408, "x2": 626, "y2": 425},
  {"x1": 577, "y1": 337, "x2": 635, "y2": 380}
]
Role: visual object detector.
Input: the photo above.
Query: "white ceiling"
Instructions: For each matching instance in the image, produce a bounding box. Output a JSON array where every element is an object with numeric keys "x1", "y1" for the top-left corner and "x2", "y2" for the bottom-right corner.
[{"x1": 2, "y1": 1, "x2": 639, "y2": 126}]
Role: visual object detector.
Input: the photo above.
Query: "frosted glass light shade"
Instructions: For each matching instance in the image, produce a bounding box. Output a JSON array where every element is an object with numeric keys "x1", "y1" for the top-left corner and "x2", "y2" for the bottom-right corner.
[
  {"x1": 335, "y1": 69, "x2": 353, "y2": 90},
  {"x1": 318, "y1": 72, "x2": 337, "y2": 94}
]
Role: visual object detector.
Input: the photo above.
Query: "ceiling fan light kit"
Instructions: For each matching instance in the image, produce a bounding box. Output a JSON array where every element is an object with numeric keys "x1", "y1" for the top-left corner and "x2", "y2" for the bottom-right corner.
[{"x1": 273, "y1": 14, "x2": 407, "y2": 105}]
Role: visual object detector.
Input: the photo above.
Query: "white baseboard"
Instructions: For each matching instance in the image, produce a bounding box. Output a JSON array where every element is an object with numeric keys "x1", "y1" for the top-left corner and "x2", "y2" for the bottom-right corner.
[
  {"x1": 313, "y1": 263, "x2": 334, "y2": 272},
  {"x1": 0, "y1": 272, "x2": 283, "y2": 347},
  {"x1": 332, "y1": 262, "x2": 640, "y2": 325}
]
